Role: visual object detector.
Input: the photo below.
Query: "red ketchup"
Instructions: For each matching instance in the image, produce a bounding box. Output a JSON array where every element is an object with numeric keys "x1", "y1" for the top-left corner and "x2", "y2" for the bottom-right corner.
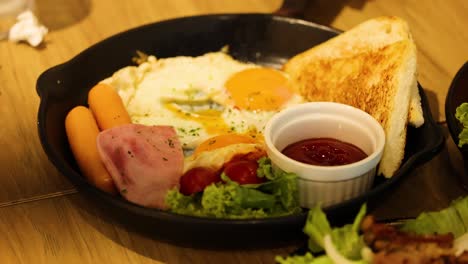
[{"x1": 281, "y1": 138, "x2": 367, "y2": 166}]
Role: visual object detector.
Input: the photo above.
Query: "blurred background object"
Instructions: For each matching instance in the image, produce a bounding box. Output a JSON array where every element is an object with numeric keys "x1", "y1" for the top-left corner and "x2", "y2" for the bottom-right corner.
[
  {"x1": 274, "y1": 0, "x2": 308, "y2": 17},
  {"x1": 0, "y1": 0, "x2": 32, "y2": 39},
  {"x1": 35, "y1": 0, "x2": 90, "y2": 30},
  {"x1": 275, "y1": 0, "x2": 370, "y2": 24}
]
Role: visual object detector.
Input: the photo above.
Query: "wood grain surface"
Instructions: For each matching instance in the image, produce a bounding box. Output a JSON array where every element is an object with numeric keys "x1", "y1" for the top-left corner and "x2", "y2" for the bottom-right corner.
[
  {"x1": 0, "y1": 193, "x2": 296, "y2": 264},
  {"x1": 1, "y1": 0, "x2": 468, "y2": 263}
]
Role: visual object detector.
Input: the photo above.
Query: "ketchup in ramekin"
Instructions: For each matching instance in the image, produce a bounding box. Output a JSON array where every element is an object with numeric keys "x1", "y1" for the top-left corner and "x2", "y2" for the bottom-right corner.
[
  {"x1": 281, "y1": 138, "x2": 367, "y2": 166},
  {"x1": 264, "y1": 102, "x2": 386, "y2": 208}
]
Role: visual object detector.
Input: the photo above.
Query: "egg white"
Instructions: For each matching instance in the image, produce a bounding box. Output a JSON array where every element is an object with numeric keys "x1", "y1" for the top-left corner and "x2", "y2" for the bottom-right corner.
[{"x1": 103, "y1": 51, "x2": 304, "y2": 150}]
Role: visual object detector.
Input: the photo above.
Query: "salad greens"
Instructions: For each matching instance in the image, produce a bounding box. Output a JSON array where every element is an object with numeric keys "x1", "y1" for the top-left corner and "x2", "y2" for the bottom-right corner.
[
  {"x1": 276, "y1": 204, "x2": 369, "y2": 264},
  {"x1": 276, "y1": 195, "x2": 468, "y2": 264},
  {"x1": 401, "y1": 195, "x2": 468, "y2": 237},
  {"x1": 165, "y1": 157, "x2": 302, "y2": 219},
  {"x1": 455, "y1": 102, "x2": 468, "y2": 147}
]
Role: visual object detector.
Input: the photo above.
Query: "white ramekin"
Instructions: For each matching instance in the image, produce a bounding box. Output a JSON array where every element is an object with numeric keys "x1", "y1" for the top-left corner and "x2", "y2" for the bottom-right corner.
[{"x1": 264, "y1": 102, "x2": 385, "y2": 208}]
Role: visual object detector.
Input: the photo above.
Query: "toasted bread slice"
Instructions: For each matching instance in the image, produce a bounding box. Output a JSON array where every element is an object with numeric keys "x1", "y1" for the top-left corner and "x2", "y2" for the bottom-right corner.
[
  {"x1": 285, "y1": 40, "x2": 417, "y2": 177},
  {"x1": 284, "y1": 16, "x2": 423, "y2": 128}
]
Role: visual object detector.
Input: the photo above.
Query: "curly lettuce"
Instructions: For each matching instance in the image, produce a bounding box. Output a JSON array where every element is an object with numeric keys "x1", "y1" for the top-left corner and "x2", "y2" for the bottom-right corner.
[
  {"x1": 455, "y1": 102, "x2": 468, "y2": 147},
  {"x1": 165, "y1": 157, "x2": 301, "y2": 219}
]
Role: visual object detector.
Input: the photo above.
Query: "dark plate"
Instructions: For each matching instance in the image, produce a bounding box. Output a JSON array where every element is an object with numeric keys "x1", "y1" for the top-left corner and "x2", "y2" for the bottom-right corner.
[
  {"x1": 446, "y1": 61, "x2": 468, "y2": 189},
  {"x1": 36, "y1": 14, "x2": 444, "y2": 248}
]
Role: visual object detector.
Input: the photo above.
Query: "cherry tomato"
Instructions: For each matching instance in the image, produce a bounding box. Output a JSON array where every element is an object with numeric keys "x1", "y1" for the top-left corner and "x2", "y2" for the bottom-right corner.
[
  {"x1": 223, "y1": 160, "x2": 265, "y2": 185},
  {"x1": 179, "y1": 167, "x2": 221, "y2": 195},
  {"x1": 229, "y1": 151, "x2": 266, "y2": 163}
]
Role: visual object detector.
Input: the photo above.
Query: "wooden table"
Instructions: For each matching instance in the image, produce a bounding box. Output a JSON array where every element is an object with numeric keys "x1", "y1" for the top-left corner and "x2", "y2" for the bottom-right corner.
[{"x1": 1, "y1": 0, "x2": 468, "y2": 263}]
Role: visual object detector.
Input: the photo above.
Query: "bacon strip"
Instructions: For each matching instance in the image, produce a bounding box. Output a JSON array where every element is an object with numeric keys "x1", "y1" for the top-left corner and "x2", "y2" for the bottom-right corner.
[
  {"x1": 97, "y1": 124, "x2": 184, "y2": 209},
  {"x1": 362, "y1": 216, "x2": 468, "y2": 264}
]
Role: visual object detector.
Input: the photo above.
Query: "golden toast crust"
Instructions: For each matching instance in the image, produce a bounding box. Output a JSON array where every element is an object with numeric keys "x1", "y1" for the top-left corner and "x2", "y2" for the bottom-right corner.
[{"x1": 284, "y1": 16, "x2": 423, "y2": 128}]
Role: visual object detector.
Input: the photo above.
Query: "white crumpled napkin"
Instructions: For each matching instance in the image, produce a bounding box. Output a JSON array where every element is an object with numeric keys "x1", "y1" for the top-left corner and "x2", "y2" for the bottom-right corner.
[{"x1": 8, "y1": 10, "x2": 48, "y2": 47}]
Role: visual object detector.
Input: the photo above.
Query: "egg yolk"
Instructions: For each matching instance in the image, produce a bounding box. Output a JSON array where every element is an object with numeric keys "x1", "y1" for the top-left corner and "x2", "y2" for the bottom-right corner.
[
  {"x1": 165, "y1": 102, "x2": 230, "y2": 135},
  {"x1": 225, "y1": 68, "x2": 293, "y2": 111},
  {"x1": 194, "y1": 134, "x2": 257, "y2": 156}
]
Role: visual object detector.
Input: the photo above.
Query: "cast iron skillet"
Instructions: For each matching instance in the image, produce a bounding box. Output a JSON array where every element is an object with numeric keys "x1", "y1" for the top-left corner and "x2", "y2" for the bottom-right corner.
[
  {"x1": 446, "y1": 61, "x2": 468, "y2": 189},
  {"x1": 37, "y1": 14, "x2": 444, "y2": 248}
]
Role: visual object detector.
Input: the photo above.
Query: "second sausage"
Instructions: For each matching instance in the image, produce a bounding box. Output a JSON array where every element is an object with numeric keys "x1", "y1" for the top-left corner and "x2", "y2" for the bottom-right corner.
[
  {"x1": 65, "y1": 106, "x2": 117, "y2": 194},
  {"x1": 88, "y1": 83, "x2": 132, "y2": 130}
]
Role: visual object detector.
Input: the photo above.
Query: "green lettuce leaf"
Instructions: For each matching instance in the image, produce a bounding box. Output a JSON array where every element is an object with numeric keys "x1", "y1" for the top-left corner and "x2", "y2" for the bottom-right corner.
[
  {"x1": 401, "y1": 195, "x2": 468, "y2": 238},
  {"x1": 218, "y1": 172, "x2": 276, "y2": 209},
  {"x1": 459, "y1": 130, "x2": 468, "y2": 148},
  {"x1": 258, "y1": 174, "x2": 300, "y2": 212},
  {"x1": 276, "y1": 253, "x2": 333, "y2": 264},
  {"x1": 303, "y1": 205, "x2": 332, "y2": 252},
  {"x1": 456, "y1": 103, "x2": 468, "y2": 126},
  {"x1": 257, "y1": 156, "x2": 282, "y2": 180},
  {"x1": 453, "y1": 196, "x2": 468, "y2": 228},
  {"x1": 255, "y1": 157, "x2": 301, "y2": 213},
  {"x1": 322, "y1": 234, "x2": 369, "y2": 264},
  {"x1": 278, "y1": 204, "x2": 368, "y2": 264},
  {"x1": 257, "y1": 156, "x2": 275, "y2": 180},
  {"x1": 233, "y1": 184, "x2": 276, "y2": 209},
  {"x1": 455, "y1": 102, "x2": 468, "y2": 147},
  {"x1": 330, "y1": 204, "x2": 367, "y2": 260},
  {"x1": 303, "y1": 204, "x2": 367, "y2": 259}
]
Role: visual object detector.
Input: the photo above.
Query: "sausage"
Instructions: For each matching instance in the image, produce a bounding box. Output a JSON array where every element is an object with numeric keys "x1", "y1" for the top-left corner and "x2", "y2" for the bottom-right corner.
[
  {"x1": 87, "y1": 83, "x2": 131, "y2": 130},
  {"x1": 65, "y1": 106, "x2": 117, "y2": 194}
]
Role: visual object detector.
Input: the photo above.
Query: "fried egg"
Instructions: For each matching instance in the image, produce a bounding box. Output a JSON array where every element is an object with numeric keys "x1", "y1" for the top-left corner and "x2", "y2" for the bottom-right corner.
[
  {"x1": 184, "y1": 143, "x2": 264, "y2": 173},
  {"x1": 103, "y1": 51, "x2": 304, "y2": 150}
]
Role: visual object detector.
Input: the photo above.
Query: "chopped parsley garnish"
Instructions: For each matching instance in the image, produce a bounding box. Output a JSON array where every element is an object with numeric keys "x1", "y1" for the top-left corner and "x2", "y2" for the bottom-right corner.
[{"x1": 167, "y1": 138, "x2": 175, "y2": 148}]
